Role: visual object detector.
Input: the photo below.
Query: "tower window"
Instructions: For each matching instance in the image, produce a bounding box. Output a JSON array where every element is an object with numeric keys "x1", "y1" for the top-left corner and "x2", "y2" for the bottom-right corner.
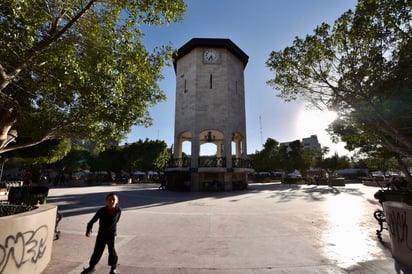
[{"x1": 210, "y1": 74, "x2": 213, "y2": 89}]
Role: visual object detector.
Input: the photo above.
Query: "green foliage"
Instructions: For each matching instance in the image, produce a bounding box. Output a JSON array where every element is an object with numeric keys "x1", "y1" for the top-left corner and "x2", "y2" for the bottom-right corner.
[
  {"x1": 54, "y1": 144, "x2": 92, "y2": 171},
  {"x1": 284, "y1": 140, "x2": 308, "y2": 173},
  {"x1": 302, "y1": 149, "x2": 318, "y2": 170},
  {"x1": 91, "y1": 146, "x2": 123, "y2": 173},
  {"x1": 2, "y1": 138, "x2": 71, "y2": 165},
  {"x1": 363, "y1": 154, "x2": 397, "y2": 173},
  {"x1": 253, "y1": 138, "x2": 281, "y2": 172},
  {"x1": 122, "y1": 139, "x2": 169, "y2": 172},
  {"x1": 316, "y1": 153, "x2": 350, "y2": 175},
  {"x1": 253, "y1": 138, "x2": 316, "y2": 173},
  {"x1": 0, "y1": 0, "x2": 186, "y2": 153},
  {"x1": 266, "y1": 0, "x2": 412, "y2": 160}
]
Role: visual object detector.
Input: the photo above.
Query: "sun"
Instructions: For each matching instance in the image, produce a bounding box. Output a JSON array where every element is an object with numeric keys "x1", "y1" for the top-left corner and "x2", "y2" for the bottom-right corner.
[
  {"x1": 293, "y1": 107, "x2": 350, "y2": 156},
  {"x1": 295, "y1": 108, "x2": 338, "y2": 140}
]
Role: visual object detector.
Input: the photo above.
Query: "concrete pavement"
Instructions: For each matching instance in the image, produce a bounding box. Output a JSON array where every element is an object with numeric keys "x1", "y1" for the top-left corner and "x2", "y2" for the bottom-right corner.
[{"x1": 41, "y1": 182, "x2": 412, "y2": 274}]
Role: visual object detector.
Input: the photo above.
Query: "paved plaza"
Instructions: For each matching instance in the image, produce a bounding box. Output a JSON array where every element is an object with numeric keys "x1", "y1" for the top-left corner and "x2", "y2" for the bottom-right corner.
[{"x1": 41, "y1": 182, "x2": 412, "y2": 274}]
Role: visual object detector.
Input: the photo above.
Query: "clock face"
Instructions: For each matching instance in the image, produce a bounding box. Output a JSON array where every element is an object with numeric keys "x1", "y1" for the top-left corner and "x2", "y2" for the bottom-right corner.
[{"x1": 203, "y1": 49, "x2": 219, "y2": 63}]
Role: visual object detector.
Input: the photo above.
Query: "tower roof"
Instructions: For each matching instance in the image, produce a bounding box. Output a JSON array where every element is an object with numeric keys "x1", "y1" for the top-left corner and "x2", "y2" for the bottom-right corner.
[{"x1": 173, "y1": 38, "x2": 249, "y2": 71}]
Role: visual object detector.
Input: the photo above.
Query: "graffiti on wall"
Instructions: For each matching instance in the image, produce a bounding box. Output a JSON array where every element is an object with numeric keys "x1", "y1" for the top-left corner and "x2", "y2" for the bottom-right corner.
[
  {"x1": 386, "y1": 210, "x2": 412, "y2": 252},
  {"x1": 0, "y1": 225, "x2": 48, "y2": 273}
]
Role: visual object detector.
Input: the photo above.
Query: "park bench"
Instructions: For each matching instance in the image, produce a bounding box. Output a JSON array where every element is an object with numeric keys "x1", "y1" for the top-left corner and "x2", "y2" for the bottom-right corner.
[
  {"x1": 372, "y1": 179, "x2": 390, "y2": 241},
  {"x1": 373, "y1": 198, "x2": 387, "y2": 241}
]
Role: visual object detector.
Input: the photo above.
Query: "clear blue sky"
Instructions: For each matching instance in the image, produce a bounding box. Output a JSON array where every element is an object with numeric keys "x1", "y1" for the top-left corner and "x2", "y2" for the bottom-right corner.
[{"x1": 123, "y1": 0, "x2": 358, "y2": 156}]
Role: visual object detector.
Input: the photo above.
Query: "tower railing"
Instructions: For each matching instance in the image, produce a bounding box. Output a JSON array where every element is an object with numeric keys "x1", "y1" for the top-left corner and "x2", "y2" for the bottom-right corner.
[
  {"x1": 167, "y1": 157, "x2": 190, "y2": 168},
  {"x1": 198, "y1": 156, "x2": 226, "y2": 168},
  {"x1": 167, "y1": 157, "x2": 253, "y2": 169},
  {"x1": 232, "y1": 157, "x2": 254, "y2": 169}
]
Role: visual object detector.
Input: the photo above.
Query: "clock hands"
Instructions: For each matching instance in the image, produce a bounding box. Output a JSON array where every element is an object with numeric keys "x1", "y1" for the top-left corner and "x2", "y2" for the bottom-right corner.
[{"x1": 204, "y1": 49, "x2": 218, "y2": 63}]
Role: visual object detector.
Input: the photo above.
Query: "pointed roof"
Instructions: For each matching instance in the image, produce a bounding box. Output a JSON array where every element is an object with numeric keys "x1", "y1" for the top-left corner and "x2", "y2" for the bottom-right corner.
[{"x1": 173, "y1": 38, "x2": 249, "y2": 71}]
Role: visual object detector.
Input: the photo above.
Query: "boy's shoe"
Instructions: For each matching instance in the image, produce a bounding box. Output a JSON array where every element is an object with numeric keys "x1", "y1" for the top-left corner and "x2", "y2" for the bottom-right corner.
[
  {"x1": 80, "y1": 266, "x2": 96, "y2": 274},
  {"x1": 110, "y1": 265, "x2": 117, "y2": 274}
]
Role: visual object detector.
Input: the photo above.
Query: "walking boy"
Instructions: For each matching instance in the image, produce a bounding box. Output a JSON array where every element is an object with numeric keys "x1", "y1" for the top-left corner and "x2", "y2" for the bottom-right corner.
[{"x1": 81, "y1": 193, "x2": 121, "y2": 274}]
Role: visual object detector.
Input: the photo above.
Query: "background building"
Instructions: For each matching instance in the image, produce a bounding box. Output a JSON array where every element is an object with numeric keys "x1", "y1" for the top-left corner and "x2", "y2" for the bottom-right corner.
[{"x1": 280, "y1": 134, "x2": 322, "y2": 152}]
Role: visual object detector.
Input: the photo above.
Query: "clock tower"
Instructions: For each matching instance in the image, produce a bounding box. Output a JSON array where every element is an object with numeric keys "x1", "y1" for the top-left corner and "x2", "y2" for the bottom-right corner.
[{"x1": 167, "y1": 38, "x2": 252, "y2": 191}]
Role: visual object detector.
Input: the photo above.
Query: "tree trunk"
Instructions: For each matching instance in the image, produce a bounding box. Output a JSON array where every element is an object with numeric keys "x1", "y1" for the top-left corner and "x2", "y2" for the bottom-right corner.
[
  {"x1": 0, "y1": 106, "x2": 17, "y2": 150},
  {"x1": 396, "y1": 156, "x2": 412, "y2": 191}
]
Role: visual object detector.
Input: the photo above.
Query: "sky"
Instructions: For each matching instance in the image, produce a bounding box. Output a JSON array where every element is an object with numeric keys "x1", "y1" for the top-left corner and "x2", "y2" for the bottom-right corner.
[{"x1": 123, "y1": 0, "x2": 358, "y2": 156}]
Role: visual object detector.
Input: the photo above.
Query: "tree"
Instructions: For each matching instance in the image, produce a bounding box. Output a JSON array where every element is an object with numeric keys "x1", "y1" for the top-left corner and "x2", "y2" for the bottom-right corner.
[
  {"x1": 252, "y1": 138, "x2": 281, "y2": 172},
  {"x1": 54, "y1": 144, "x2": 92, "y2": 172},
  {"x1": 266, "y1": 0, "x2": 412, "y2": 183},
  {"x1": 91, "y1": 145, "x2": 123, "y2": 176},
  {"x1": 316, "y1": 153, "x2": 350, "y2": 179},
  {"x1": 287, "y1": 140, "x2": 309, "y2": 173},
  {"x1": 3, "y1": 138, "x2": 72, "y2": 166},
  {"x1": 301, "y1": 148, "x2": 318, "y2": 169},
  {"x1": 362, "y1": 147, "x2": 398, "y2": 174},
  {"x1": 123, "y1": 139, "x2": 169, "y2": 173},
  {"x1": 0, "y1": 0, "x2": 186, "y2": 154}
]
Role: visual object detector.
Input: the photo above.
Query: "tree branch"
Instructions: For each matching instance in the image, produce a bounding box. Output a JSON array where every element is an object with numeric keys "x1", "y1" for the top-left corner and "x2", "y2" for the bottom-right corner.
[
  {"x1": 0, "y1": 129, "x2": 59, "y2": 154},
  {"x1": 0, "y1": 0, "x2": 99, "y2": 92}
]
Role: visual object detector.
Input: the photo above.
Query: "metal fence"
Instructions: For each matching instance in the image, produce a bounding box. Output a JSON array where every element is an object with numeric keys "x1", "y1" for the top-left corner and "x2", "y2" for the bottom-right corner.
[{"x1": 168, "y1": 157, "x2": 253, "y2": 169}]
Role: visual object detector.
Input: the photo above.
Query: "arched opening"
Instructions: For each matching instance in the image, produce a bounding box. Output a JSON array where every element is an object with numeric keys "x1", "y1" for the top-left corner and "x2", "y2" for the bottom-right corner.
[
  {"x1": 198, "y1": 129, "x2": 224, "y2": 168},
  {"x1": 176, "y1": 130, "x2": 192, "y2": 157},
  {"x1": 200, "y1": 143, "x2": 217, "y2": 156},
  {"x1": 172, "y1": 131, "x2": 192, "y2": 168},
  {"x1": 182, "y1": 140, "x2": 191, "y2": 156},
  {"x1": 231, "y1": 132, "x2": 244, "y2": 158}
]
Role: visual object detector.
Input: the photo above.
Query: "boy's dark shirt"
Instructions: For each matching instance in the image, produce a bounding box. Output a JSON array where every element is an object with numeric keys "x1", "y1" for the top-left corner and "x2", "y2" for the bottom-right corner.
[{"x1": 87, "y1": 206, "x2": 121, "y2": 236}]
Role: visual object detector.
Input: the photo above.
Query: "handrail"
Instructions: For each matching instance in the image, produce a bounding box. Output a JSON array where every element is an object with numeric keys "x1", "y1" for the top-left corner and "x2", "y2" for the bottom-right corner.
[{"x1": 167, "y1": 157, "x2": 253, "y2": 169}]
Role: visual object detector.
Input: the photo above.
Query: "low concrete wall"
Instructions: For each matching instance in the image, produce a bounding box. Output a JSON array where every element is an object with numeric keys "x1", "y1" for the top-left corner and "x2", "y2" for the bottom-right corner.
[
  {"x1": 329, "y1": 178, "x2": 345, "y2": 186},
  {"x1": 383, "y1": 201, "x2": 412, "y2": 268},
  {"x1": 362, "y1": 179, "x2": 385, "y2": 187},
  {"x1": 0, "y1": 204, "x2": 57, "y2": 274}
]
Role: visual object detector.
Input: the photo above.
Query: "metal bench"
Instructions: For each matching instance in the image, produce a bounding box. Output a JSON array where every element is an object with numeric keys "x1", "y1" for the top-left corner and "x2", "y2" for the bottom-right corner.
[
  {"x1": 373, "y1": 207, "x2": 386, "y2": 241},
  {"x1": 373, "y1": 190, "x2": 387, "y2": 241},
  {"x1": 55, "y1": 211, "x2": 63, "y2": 240}
]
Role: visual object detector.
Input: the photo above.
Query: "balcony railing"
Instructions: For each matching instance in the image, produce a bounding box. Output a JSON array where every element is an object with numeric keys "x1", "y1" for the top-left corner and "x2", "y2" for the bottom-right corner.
[
  {"x1": 232, "y1": 157, "x2": 254, "y2": 169},
  {"x1": 167, "y1": 157, "x2": 253, "y2": 169},
  {"x1": 168, "y1": 157, "x2": 190, "y2": 168},
  {"x1": 198, "y1": 156, "x2": 226, "y2": 168}
]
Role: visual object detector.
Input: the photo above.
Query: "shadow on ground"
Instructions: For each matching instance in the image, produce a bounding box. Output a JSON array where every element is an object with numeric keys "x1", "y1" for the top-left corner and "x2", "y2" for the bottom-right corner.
[
  {"x1": 257, "y1": 183, "x2": 368, "y2": 203},
  {"x1": 49, "y1": 184, "x2": 257, "y2": 218},
  {"x1": 48, "y1": 182, "x2": 377, "y2": 218}
]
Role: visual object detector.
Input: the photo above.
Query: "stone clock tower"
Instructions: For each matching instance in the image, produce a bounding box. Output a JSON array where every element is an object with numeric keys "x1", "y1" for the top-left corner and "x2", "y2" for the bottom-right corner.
[{"x1": 167, "y1": 38, "x2": 252, "y2": 191}]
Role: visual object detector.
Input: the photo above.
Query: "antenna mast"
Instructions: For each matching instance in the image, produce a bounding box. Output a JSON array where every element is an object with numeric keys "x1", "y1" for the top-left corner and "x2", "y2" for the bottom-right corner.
[{"x1": 259, "y1": 116, "x2": 263, "y2": 146}]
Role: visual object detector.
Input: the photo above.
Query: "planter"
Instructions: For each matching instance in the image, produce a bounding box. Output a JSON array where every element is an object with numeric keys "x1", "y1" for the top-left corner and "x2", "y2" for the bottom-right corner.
[
  {"x1": 0, "y1": 204, "x2": 57, "y2": 274},
  {"x1": 383, "y1": 201, "x2": 412, "y2": 268},
  {"x1": 8, "y1": 186, "x2": 49, "y2": 205},
  {"x1": 374, "y1": 190, "x2": 412, "y2": 205},
  {"x1": 0, "y1": 204, "x2": 35, "y2": 217}
]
